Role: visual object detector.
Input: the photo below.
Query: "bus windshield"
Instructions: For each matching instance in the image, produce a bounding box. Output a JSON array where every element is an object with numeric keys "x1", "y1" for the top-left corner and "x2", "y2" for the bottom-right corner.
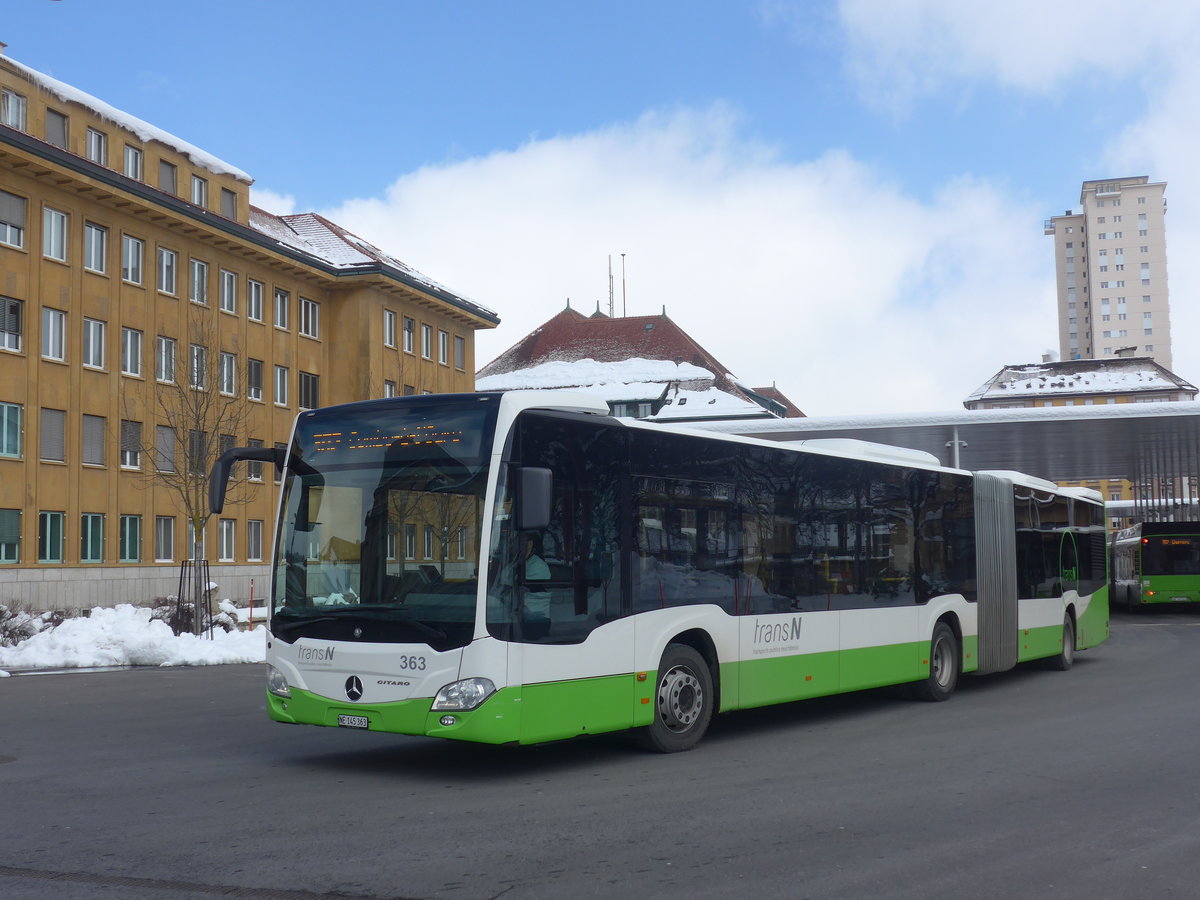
[
  {"x1": 272, "y1": 395, "x2": 499, "y2": 650},
  {"x1": 1143, "y1": 535, "x2": 1200, "y2": 576}
]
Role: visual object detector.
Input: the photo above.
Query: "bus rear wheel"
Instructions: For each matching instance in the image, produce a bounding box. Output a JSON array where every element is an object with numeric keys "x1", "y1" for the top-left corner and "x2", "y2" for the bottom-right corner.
[
  {"x1": 912, "y1": 621, "x2": 959, "y2": 702},
  {"x1": 640, "y1": 644, "x2": 714, "y2": 753},
  {"x1": 1044, "y1": 614, "x2": 1075, "y2": 671}
]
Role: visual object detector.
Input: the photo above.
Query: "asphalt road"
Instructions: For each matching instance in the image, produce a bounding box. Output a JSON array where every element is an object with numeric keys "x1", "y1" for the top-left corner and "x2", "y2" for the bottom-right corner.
[{"x1": 2, "y1": 608, "x2": 1200, "y2": 900}]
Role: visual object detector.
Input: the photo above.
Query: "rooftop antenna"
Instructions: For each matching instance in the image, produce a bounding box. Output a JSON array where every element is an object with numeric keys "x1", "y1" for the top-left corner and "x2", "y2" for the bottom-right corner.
[
  {"x1": 607, "y1": 255, "x2": 614, "y2": 318},
  {"x1": 621, "y1": 253, "x2": 627, "y2": 317}
]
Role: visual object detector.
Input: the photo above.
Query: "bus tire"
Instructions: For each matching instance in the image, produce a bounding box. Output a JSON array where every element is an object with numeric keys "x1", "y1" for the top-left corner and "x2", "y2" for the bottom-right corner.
[
  {"x1": 640, "y1": 644, "x2": 714, "y2": 753},
  {"x1": 1044, "y1": 614, "x2": 1075, "y2": 671},
  {"x1": 911, "y1": 621, "x2": 959, "y2": 702}
]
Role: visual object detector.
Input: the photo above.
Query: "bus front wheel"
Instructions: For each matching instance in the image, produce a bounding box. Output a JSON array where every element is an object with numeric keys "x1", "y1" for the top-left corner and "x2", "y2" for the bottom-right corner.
[
  {"x1": 640, "y1": 644, "x2": 714, "y2": 753},
  {"x1": 912, "y1": 621, "x2": 959, "y2": 702}
]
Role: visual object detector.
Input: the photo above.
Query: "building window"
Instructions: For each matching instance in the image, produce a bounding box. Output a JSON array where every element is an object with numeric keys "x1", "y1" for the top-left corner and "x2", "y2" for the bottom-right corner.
[
  {"x1": 0, "y1": 189, "x2": 26, "y2": 249},
  {"x1": 119, "y1": 515, "x2": 141, "y2": 563},
  {"x1": 191, "y1": 175, "x2": 208, "y2": 207},
  {"x1": 84, "y1": 222, "x2": 107, "y2": 273},
  {"x1": 1, "y1": 89, "x2": 27, "y2": 130},
  {"x1": 159, "y1": 160, "x2": 177, "y2": 195},
  {"x1": 219, "y1": 518, "x2": 236, "y2": 562},
  {"x1": 86, "y1": 128, "x2": 108, "y2": 165},
  {"x1": 189, "y1": 344, "x2": 207, "y2": 390},
  {"x1": 188, "y1": 429, "x2": 207, "y2": 474},
  {"x1": 0, "y1": 508, "x2": 20, "y2": 563},
  {"x1": 155, "y1": 516, "x2": 175, "y2": 562},
  {"x1": 219, "y1": 269, "x2": 237, "y2": 313},
  {"x1": 384, "y1": 309, "x2": 396, "y2": 347},
  {"x1": 45, "y1": 109, "x2": 68, "y2": 148},
  {"x1": 121, "y1": 327, "x2": 142, "y2": 377},
  {"x1": 247, "y1": 519, "x2": 263, "y2": 562},
  {"x1": 0, "y1": 402, "x2": 22, "y2": 458},
  {"x1": 274, "y1": 289, "x2": 289, "y2": 329},
  {"x1": 273, "y1": 442, "x2": 286, "y2": 484},
  {"x1": 299, "y1": 297, "x2": 319, "y2": 338},
  {"x1": 454, "y1": 335, "x2": 465, "y2": 370},
  {"x1": 219, "y1": 351, "x2": 236, "y2": 395},
  {"x1": 120, "y1": 420, "x2": 142, "y2": 468},
  {"x1": 40, "y1": 408, "x2": 65, "y2": 462},
  {"x1": 38, "y1": 511, "x2": 64, "y2": 563},
  {"x1": 123, "y1": 144, "x2": 143, "y2": 180},
  {"x1": 155, "y1": 424, "x2": 176, "y2": 472},
  {"x1": 405, "y1": 523, "x2": 416, "y2": 559},
  {"x1": 247, "y1": 358, "x2": 263, "y2": 401},
  {"x1": 403, "y1": 316, "x2": 414, "y2": 353},
  {"x1": 80, "y1": 513, "x2": 104, "y2": 563},
  {"x1": 299, "y1": 371, "x2": 319, "y2": 409},
  {"x1": 1, "y1": 296, "x2": 22, "y2": 352},
  {"x1": 438, "y1": 330, "x2": 449, "y2": 365},
  {"x1": 189, "y1": 258, "x2": 209, "y2": 304},
  {"x1": 423, "y1": 525, "x2": 434, "y2": 559},
  {"x1": 247, "y1": 280, "x2": 264, "y2": 321},
  {"x1": 220, "y1": 188, "x2": 237, "y2": 219},
  {"x1": 420, "y1": 324, "x2": 433, "y2": 359},
  {"x1": 384, "y1": 380, "x2": 396, "y2": 398},
  {"x1": 41, "y1": 308, "x2": 65, "y2": 361},
  {"x1": 122, "y1": 235, "x2": 144, "y2": 284},
  {"x1": 246, "y1": 437, "x2": 264, "y2": 481},
  {"x1": 156, "y1": 336, "x2": 176, "y2": 383},
  {"x1": 187, "y1": 520, "x2": 205, "y2": 560},
  {"x1": 156, "y1": 247, "x2": 177, "y2": 294},
  {"x1": 457, "y1": 525, "x2": 468, "y2": 560},
  {"x1": 43, "y1": 207, "x2": 67, "y2": 261},
  {"x1": 82, "y1": 318, "x2": 106, "y2": 369},
  {"x1": 274, "y1": 365, "x2": 288, "y2": 406}
]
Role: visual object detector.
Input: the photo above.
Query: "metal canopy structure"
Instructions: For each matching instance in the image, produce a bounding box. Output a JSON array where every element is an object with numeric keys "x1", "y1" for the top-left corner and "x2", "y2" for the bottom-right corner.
[{"x1": 697, "y1": 402, "x2": 1200, "y2": 522}]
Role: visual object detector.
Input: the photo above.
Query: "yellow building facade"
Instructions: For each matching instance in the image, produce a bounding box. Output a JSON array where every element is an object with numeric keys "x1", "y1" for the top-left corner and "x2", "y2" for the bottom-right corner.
[{"x1": 0, "y1": 50, "x2": 498, "y2": 610}]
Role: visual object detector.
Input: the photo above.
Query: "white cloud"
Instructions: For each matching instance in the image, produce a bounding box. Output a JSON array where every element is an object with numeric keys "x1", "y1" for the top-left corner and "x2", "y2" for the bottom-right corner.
[
  {"x1": 837, "y1": 0, "x2": 1200, "y2": 108},
  {"x1": 327, "y1": 106, "x2": 1055, "y2": 416},
  {"x1": 250, "y1": 187, "x2": 296, "y2": 215}
]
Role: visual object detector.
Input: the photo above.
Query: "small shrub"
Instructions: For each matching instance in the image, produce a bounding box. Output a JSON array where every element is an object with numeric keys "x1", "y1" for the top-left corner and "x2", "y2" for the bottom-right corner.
[{"x1": 0, "y1": 604, "x2": 67, "y2": 648}]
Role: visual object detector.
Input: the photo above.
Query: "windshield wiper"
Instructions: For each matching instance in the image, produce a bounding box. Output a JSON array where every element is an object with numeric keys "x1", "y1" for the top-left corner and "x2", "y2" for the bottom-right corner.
[{"x1": 272, "y1": 606, "x2": 447, "y2": 641}]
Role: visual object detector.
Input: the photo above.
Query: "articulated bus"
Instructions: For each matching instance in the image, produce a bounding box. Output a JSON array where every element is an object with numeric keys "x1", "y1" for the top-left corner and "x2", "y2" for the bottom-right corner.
[
  {"x1": 211, "y1": 391, "x2": 1109, "y2": 752},
  {"x1": 1111, "y1": 521, "x2": 1200, "y2": 606}
]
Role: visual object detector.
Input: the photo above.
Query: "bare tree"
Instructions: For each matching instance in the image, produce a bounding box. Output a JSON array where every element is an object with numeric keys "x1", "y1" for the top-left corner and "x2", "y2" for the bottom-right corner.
[{"x1": 123, "y1": 306, "x2": 256, "y2": 633}]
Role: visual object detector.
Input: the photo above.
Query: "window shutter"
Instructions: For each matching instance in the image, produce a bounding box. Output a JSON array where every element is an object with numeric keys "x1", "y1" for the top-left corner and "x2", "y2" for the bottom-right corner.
[
  {"x1": 0, "y1": 190, "x2": 26, "y2": 228},
  {"x1": 82, "y1": 414, "x2": 105, "y2": 465},
  {"x1": 0, "y1": 508, "x2": 19, "y2": 544},
  {"x1": 40, "y1": 408, "x2": 65, "y2": 461}
]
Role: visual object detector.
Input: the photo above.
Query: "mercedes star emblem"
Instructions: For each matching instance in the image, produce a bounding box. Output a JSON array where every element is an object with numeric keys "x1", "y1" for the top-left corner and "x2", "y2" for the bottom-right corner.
[{"x1": 345, "y1": 676, "x2": 364, "y2": 702}]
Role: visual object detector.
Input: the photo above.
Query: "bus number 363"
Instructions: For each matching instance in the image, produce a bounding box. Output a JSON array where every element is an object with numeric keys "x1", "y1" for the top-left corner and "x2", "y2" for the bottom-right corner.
[{"x1": 398, "y1": 656, "x2": 426, "y2": 671}]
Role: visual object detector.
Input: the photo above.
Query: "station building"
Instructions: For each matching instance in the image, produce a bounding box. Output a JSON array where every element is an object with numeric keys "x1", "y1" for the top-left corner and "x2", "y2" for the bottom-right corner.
[{"x1": 0, "y1": 47, "x2": 498, "y2": 609}]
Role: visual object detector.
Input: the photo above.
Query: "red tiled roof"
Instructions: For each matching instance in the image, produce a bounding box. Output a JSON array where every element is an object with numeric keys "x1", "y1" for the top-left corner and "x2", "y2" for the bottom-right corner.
[{"x1": 479, "y1": 306, "x2": 805, "y2": 417}]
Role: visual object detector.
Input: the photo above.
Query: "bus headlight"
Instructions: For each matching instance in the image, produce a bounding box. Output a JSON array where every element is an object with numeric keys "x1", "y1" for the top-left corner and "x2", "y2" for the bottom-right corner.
[
  {"x1": 267, "y1": 664, "x2": 292, "y2": 699},
  {"x1": 432, "y1": 677, "x2": 496, "y2": 711}
]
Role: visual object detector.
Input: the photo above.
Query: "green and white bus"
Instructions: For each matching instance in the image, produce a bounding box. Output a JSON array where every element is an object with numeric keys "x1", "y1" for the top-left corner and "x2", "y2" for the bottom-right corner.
[
  {"x1": 211, "y1": 391, "x2": 1109, "y2": 752},
  {"x1": 1111, "y1": 521, "x2": 1200, "y2": 606}
]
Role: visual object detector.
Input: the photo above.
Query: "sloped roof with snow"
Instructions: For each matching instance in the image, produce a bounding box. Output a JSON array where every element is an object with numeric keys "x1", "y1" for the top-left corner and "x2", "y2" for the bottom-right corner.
[
  {"x1": 247, "y1": 209, "x2": 497, "y2": 320},
  {"x1": 2, "y1": 54, "x2": 250, "y2": 182},
  {"x1": 966, "y1": 357, "x2": 1197, "y2": 404}
]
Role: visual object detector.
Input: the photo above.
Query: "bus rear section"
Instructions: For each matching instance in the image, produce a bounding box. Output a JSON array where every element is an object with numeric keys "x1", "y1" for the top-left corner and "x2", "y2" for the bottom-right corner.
[{"x1": 1112, "y1": 521, "x2": 1200, "y2": 605}]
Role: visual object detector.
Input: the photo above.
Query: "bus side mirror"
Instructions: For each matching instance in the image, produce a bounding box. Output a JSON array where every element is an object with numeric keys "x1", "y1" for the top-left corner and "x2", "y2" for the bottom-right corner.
[
  {"x1": 209, "y1": 446, "x2": 285, "y2": 514},
  {"x1": 517, "y1": 467, "x2": 552, "y2": 531}
]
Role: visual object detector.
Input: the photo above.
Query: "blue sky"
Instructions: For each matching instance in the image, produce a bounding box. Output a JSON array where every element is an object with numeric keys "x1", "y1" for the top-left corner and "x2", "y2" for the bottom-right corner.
[{"x1": 6, "y1": 1, "x2": 1200, "y2": 415}]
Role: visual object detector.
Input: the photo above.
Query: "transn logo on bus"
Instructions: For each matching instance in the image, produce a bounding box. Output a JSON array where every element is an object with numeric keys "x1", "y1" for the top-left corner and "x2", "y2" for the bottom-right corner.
[
  {"x1": 752, "y1": 617, "x2": 803, "y2": 655},
  {"x1": 297, "y1": 645, "x2": 335, "y2": 664}
]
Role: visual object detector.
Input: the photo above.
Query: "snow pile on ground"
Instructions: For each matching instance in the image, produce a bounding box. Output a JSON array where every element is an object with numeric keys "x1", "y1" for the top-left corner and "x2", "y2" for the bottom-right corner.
[{"x1": 0, "y1": 604, "x2": 266, "y2": 675}]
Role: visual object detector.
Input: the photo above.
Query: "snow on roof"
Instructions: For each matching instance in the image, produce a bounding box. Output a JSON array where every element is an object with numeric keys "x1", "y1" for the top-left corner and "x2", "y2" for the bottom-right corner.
[
  {"x1": 967, "y1": 358, "x2": 1195, "y2": 401},
  {"x1": 247, "y1": 208, "x2": 497, "y2": 317},
  {"x1": 4, "y1": 55, "x2": 251, "y2": 182},
  {"x1": 649, "y1": 387, "x2": 770, "y2": 420},
  {"x1": 475, "y1": 357, "x2": 714, "y2": 392}
]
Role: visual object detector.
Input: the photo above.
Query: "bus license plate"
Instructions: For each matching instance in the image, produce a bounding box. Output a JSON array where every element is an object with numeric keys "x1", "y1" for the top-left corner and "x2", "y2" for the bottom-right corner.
[
  {"x1": 1172, "y1": 597, "x2": 1190, "y2": 603},
  {"x1": 338, "y1": 714, "x2": 369, "y2": 729}
]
